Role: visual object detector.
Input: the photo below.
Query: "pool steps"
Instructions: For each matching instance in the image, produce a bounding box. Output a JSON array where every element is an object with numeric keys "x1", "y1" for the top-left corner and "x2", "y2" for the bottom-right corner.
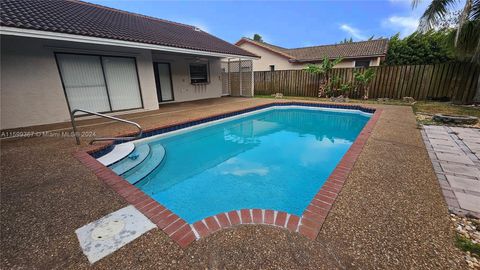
[
  {"x1": 120, "y1": 144, "x2": 166, "y2": 185},
  {"x1": 109, "y1": 144, "x2": 151, "y2": 175},
  {"x1": 97, "y1": 142, "x2": 135, "y2": 166}
]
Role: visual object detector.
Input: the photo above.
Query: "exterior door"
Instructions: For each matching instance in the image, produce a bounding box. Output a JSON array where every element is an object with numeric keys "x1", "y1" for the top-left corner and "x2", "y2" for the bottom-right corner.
[{"x1": 154, "y1": 62, "x2": 174, "y2": 102}]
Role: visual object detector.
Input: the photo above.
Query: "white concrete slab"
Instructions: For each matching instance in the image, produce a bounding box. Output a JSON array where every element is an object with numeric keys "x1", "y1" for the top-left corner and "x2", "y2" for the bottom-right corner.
[
  {"x1": 97, "y1": 142, "x2": 135, "y2": 166},
  {"x1": 454, "y1": 192, "x2": 480, "y2": 213},
  {"x1": 436, "y1": 153, "x2": 475, "y2": 165},
  {"x1": 425, "y1": 130, "x2": 452, "y2": 140},
  {"x1": 431, "y1": 144, "x2": 461, "y2": 154},
  {"x1": 464, "y1": 141, "x2": 480, "y2": 152},
  {"x1": 429, "y1": 138, "x2": 458, "y2": 147},
  {"x1": 446, "y1": 175, "x2": 480, "y2": 193},
  {"x1": 75, "y1": 205, "x2": 156, "y2": 264},
  {"x1": 441, "y1": 163, "x2": 480, "y2": 178}
]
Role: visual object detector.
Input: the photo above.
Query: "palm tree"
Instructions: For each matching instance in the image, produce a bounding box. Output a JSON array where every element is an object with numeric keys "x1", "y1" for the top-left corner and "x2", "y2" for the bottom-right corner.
[
  {"x1": 305, "y1": 57, "x2": 343, "y2": 97},
  {"x1": 413, "y1": 0, "x2": 480, "y2": 102},
  {"x1": 354, "y1": 68, "x2": 376, "y2": 100},
  {"x1": 413, "y1": 0, "x2": 479, "y2": 62}
]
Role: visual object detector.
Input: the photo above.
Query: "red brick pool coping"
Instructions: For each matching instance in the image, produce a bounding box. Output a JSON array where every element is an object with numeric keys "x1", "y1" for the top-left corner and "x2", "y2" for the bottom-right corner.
[{"x1": 73, "y1": 102, "x2": 382, "y2": 248}]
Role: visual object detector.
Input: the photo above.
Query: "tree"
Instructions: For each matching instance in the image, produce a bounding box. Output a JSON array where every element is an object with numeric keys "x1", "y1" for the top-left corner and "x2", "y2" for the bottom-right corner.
[
  {"x1": 384, "y1": 31, "x2": 454, "y2": 65},
  {"x1": 413, "y1": 0, "x2": 479, "y2": 64},
  {"x1": 414, "y1": 0, "x2": 480, "y2": 103},
  {"x1": 339, "y1": 37, "x2": 353, "y2": 44},
  {"x1": 354, "y1": 68, "x2": 376, "y2": 99},
  {"x1": 304, "y1": 57, "x2": 343, "y2": 97},
  {"x1": 253, "y1": 34, "x2": 263, "y2": 42}
]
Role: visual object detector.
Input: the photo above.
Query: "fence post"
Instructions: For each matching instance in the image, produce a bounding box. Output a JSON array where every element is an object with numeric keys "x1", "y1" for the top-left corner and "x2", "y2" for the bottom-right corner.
[
  {"x1": 239, "y1": 58, "x2": 243, "y2": 96},
  {"x1": 227, "y1": 58, "x2": 231, "y2": 95}
]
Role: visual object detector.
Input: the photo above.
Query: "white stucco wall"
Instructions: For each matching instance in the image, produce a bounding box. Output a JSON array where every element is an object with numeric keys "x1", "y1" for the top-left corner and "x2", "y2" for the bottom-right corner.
[
  {"x1": 152, "y1": 53, "x2": 223, "y2": 103},
  {"x1": 237, "y1": 43, "x2": 299, "y2": 71},
  {"x1": 335, "y1": 57, "x2": 383, "y2": 68},
  {"x1": 1, "y1": 35, "x2": 224, "y2": 129}
]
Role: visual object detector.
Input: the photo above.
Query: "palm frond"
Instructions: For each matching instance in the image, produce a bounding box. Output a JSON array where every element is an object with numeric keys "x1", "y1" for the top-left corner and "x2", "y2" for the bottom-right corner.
[
  {"x1": 470, "y1": 0, "x2": 480, "y2": 21},
  {"x1": 451, "y1": 20, "x2": 480, "y2": 64},
  {"x1": 412, "y1": 0, "x2": 424, "y2": 8},
  {"x1": 332, "y1": 57, "x2": 343, "y2": 66},
  {"x1": 418, "y1": 0, "x2": 458, "y2": 31},
  {"x1": 455, "y1": 0, "x2": 473, "y2": 45}
]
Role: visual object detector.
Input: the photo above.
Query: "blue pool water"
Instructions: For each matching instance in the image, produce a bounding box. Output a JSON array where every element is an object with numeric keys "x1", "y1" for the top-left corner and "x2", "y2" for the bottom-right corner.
[{"x1": 114, "y1": 107, "x2": 371, "y2": 223}]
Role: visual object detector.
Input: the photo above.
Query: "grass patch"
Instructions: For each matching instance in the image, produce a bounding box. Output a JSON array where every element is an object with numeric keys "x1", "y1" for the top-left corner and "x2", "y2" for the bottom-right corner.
[
  {"x1": 413, "y1": 102, "x2": 480, "y2": 118},
  {"x1": 254, "y1": 95, "x2": 410, "y2": 106},
  {"x1": 255, "y1": 95, "x2": 480, "y2": 117},
  {"x1": 456, "y1": 235, "x2": 480, "y2": 255}
]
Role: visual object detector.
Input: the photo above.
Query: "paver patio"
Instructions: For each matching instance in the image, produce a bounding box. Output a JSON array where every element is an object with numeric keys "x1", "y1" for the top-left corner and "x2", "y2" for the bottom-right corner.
[
  {"x1": 0, "y1": 97, "x2": 466, "y2": 269},
  {"x1": 422, "y1": 125, "x2": 480, "y2": 218}
]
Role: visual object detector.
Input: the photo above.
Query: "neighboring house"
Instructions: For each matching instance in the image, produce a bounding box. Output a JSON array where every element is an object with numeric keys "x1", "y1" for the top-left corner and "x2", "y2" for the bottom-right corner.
[
  {"x1": 0, "y1": 0, "x2": 258, "y2": 130},
  {"x1": 235, "y1": 38, "x2": 389, "y2": 71}
]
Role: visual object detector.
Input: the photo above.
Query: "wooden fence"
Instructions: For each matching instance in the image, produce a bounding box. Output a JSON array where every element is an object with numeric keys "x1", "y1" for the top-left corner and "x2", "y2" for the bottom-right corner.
[{"x1": 253, "y1": 62, "x2": 479, "y2": 103}]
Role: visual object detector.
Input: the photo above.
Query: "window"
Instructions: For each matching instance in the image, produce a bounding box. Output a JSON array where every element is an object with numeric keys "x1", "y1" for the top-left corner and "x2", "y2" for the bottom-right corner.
[
  {"x1": 189, "y1": 63, "x2": 209, "y2": 84},
  {"x1": 270, "y1": 65, "x2": 275, "y2": 71},
  {"x1": 355, "y1": 60, "x2": 370, "y2": 68},
  {"x1": 56, "y1": 53, "x2": 143, "y2": 113}
]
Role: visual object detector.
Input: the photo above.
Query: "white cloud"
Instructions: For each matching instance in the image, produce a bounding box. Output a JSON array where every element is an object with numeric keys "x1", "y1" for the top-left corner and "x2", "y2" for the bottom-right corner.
[
  {"x1": 339, "y1": 24, "x2": 367, "y2": 40},
  {"x1": 388, "y1": 0, "x2": 410, "y2": 4},
  {"x1": 382, "y1": 15, "x2": 419, "y2": 37}
]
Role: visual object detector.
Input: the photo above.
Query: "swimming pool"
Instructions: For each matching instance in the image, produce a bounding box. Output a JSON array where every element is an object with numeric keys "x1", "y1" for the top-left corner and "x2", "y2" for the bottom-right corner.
[{"x1": 108, "y1": 106, "x2": 371, "y2": 224}]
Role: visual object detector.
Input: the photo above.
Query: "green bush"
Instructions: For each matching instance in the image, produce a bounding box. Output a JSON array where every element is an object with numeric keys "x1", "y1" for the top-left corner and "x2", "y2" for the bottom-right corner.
[{"x1": 384, "y1": 31, "x2": 454, "y2": 65}]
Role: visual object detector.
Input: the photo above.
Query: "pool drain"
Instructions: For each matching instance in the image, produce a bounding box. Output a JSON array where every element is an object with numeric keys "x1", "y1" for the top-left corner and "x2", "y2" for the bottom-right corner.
[{"x1": 91, "y1": 220, "x2": 125, "y2": 240}]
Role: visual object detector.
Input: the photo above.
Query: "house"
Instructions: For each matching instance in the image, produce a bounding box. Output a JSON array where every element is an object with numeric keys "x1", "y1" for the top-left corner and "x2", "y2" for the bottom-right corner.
[
  {"x1": 235, "y1": 37, "x2": 389, "y2": 71},
  {"x1": 0, "y1": 0, "x2": 258, "y2": 130}
]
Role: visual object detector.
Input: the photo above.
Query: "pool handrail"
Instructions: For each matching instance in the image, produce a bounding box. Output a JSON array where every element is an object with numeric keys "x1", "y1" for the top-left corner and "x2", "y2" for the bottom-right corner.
[{"x1": 70, "y1": 109, "x2": 143, "y2": 145}]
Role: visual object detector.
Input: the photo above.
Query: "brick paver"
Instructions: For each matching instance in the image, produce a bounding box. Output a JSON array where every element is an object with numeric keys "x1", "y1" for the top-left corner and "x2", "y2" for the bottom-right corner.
[{"x1": 422, "y1": 126, "x2": 480, "y2": 218}]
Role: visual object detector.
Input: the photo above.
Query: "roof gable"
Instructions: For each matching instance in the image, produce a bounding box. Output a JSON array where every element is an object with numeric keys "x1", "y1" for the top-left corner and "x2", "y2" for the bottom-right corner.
[{"x1": 0, "y1": 0, "x2": 257, "y2": 58}]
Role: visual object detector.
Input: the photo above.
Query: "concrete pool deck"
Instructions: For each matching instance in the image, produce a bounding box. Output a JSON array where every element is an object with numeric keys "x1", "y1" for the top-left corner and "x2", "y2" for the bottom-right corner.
[{"x1": 0, "y1": 97, "x2": 466, "y2": 269}]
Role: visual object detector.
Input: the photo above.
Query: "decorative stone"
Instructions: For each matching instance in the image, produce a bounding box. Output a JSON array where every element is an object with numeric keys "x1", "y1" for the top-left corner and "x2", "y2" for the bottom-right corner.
[
  {"x1": 330, "y1": 95, "x2": 349, "y2": 103},
  {"x1": 271, "y1": 93, "x2": 284, "y2": 99},
  {"x1": 402, "y1": 96, "x2": 415, "y2": 103},
  {"x1": 433, "y1": 114, "x2": 479, "y2": 125}
]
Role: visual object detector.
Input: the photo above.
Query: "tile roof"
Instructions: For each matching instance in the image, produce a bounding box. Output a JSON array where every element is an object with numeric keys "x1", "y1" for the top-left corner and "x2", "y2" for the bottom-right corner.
[
  {"x1": 0, "y1": 0, "x2": 257, "y2": 58},
  {"x1": 236, "y1": 38, "x2": 389, "y2": 62}
]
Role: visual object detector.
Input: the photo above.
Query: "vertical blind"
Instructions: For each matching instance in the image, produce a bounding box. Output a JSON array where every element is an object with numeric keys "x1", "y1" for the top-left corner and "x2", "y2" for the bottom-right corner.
[
  {"x1": 56, "y1": 53, "x2": 142, "y2": 113},
  {"x1": 102, "y1": 57, "x2": 142, "y2": 110},
  {"x1": 56, "y1": 54, "x2": 111, "y2": 112},
  {"x1": 156, "y1": 63, "x2": 173, "y2": 101}
]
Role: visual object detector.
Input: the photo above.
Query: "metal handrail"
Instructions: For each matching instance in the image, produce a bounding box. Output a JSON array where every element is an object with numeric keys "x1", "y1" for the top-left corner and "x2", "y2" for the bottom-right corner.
[{"x1": 70, "y1": 109, "x2": 143, "y2": 145}]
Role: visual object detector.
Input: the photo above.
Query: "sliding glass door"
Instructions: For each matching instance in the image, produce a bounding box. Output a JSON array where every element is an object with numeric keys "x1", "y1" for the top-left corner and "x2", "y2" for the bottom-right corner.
[
  {"x1": 153, "y1": 62, "x2": 174, "y2": 102},
  {"x1": 102, "y1": 57, "x2": 142, "y2": 110},
  {"x1": 56, "y1": 54, "x2": 111, "y2": 112},
  {"x1": 56, "y1": 53, "x2": 143, "y2": 113}
]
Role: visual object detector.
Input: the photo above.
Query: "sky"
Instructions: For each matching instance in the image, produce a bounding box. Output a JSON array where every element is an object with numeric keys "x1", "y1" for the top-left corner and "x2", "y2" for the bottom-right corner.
[{"x1": 87, "y1": 0, "x2": 456, "y2": 48}]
